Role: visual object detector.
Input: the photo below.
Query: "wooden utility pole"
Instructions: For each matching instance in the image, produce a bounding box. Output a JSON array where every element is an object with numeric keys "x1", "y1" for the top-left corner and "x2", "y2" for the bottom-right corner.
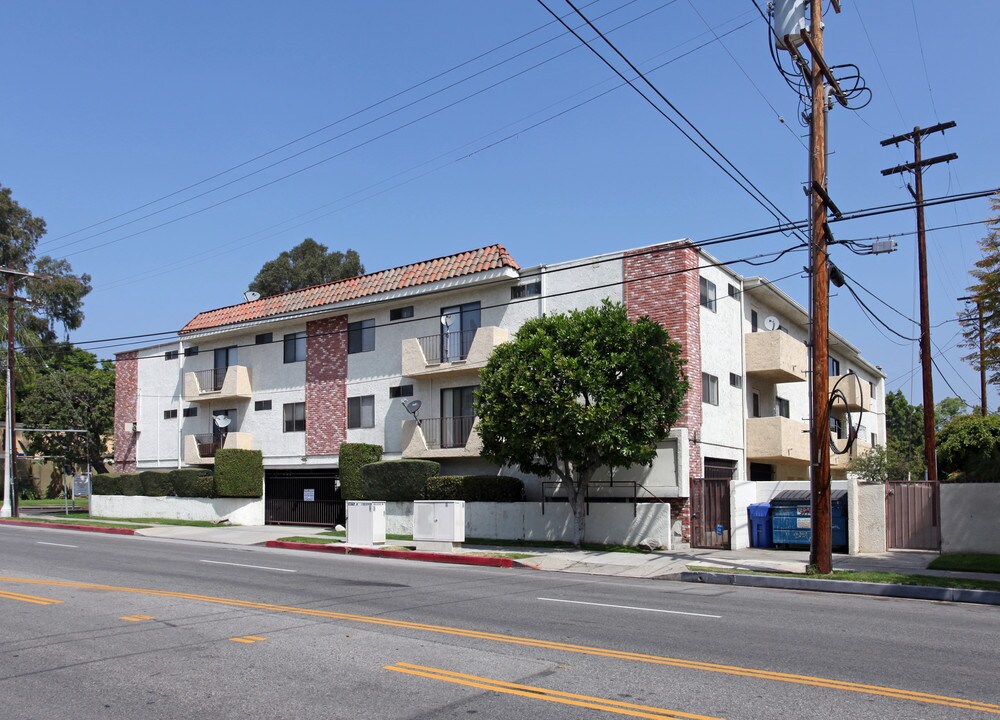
[
  {"x1": 881, "y1": 121, "x2": 957, "y2": 482},
  {"x1": 958, "y1": 294, "x2": 988, "y2": 415}
]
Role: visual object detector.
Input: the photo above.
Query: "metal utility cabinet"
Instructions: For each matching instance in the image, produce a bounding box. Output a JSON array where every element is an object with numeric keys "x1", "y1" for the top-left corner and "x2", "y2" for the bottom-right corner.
[
  {"x1": 413, "y1": 500, "x2": 465, "y2": 551},
  {"x1": 346, "y1": 501, "x2": 386, "y2": 546}
]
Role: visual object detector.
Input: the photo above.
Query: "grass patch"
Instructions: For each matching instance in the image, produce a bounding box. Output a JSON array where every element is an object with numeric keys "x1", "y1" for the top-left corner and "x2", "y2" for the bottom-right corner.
[
  {"x1": 465, "y1": 537, "x2": 648, "y2": 553},
  {"x1": 19, "y1": 499, "x2": 88, "y2": 508},
  {"x1": 687, "y1": 565, "x2": 1000, "y2": 593},
  {"x1": 321, "y1": 530, "x2": 413, "y2": 541},
  {"x1": 3, "y1": 516, "x2": 152, "y2": 529},
  {"x1": 928, "y1": 553, "x2": 1000, "y2": 575},
  {"x1": 93, "y1": 517, "x2": 229, "y2": 528},
  {"x1": 278, "y1": 536, "x2": 342, "y2": 545}
]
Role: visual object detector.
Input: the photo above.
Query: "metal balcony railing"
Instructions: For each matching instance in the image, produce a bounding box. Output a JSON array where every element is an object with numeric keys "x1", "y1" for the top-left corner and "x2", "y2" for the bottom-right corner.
[
  {"x1": 416, "y1": 329, "x2": 477, "y2": 364},
  {"x1": 193, "y1": 367, "x2": 228, "y2": 392},
  {"x1": 193, "y1": 433, "x2": 225, "y2": 458},
  {"x1": 420, "y1": 416, "x2": 475, "y2": 449}
]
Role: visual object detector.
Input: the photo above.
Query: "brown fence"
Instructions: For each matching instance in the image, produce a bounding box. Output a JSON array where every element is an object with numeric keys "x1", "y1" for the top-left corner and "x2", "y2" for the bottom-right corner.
[{"x1": 885, "y1": 481, "x2": 939, "y2": 550}]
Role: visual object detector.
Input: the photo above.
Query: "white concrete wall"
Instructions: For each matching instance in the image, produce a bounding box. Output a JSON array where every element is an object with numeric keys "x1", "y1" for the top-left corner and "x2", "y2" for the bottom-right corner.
[
  {"x1": 91, "y1": 495, "x2": 264, "y2": 525},
  {"x1": 135, "y1": 341, "x2": 184, "y2": 469},
  {"x1": 382, "y1": 501, "x2": 671, "y2": 547},
  {"x1": 847, "y1": 478, "x2": 887, "y2": 554},
  {"x1": 941, "y1": 484, "x2": 1000, "y2": 554}
]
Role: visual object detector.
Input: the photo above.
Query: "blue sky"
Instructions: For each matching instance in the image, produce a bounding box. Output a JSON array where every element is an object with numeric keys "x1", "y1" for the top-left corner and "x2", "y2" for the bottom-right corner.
[{"x1": 4, "y1": 1, "x2": 998, "y2": 411}]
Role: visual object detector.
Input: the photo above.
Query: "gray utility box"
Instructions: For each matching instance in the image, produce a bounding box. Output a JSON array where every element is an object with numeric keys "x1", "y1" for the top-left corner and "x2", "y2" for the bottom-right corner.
[
  {"x1": 346, "y1": 501, "x2": 386, "y2": 546},
  {"x1": 413, "y1": 500, "x2": 465, "y2": 552}
]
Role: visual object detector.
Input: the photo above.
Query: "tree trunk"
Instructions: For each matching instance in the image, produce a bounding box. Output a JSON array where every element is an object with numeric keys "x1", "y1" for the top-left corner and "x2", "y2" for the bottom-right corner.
[{"x1": 571, "y1": 489, "x2": 586, "y2": 547}]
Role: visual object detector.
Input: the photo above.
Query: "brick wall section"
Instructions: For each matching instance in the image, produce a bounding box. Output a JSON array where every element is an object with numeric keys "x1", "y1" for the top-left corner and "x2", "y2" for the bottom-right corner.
[
  {"x1": 114, "y1": 351, "x2": 139, "y2": 472},
  {"x1": 305, "y1": 316, "x2": 348, "y2": 456},
  {"x1": 623, "y1": 243, "x2": 702, "y2": 543}
]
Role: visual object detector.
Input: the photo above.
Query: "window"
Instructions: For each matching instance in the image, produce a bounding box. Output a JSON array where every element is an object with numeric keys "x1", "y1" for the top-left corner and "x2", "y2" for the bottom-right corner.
[
  {"x1": 871, "y1": 433, "x2": 878, "y2": 446},
  {"x1": 389, "y1": 384, "x2": 414, "y2": 398},
  {"x1": 776, "y1": 397, "x2": 790, "y2": 418},
  {"x1": 182, "y1": 407, "x2": 197, "y2": 418},
  {"x1": 439, "y1": 302, "x2": 481, "y2": 362},
  {"x1": 283, "y1": 402, "x2": 306, "y2": 432},
  {"x1": 389, "y1": 306, "x2": 414, "y2": 321},
  {"x1": 441, "y1": 386, "x2": 477, "y2": 448},
  {"x1": 869, "y1": 380, "x2": 876, "y2": 399},
  {"x1": 165, "y1": 350, "x2": 178, "y2": 361},
  {"x1": 163, "y1": 409, "x2": 178, "y2": 419},
  {"x1": 699, "y1": 277, "x2": 716, "y2": 312},
  {"x1": 751, "y1": 310, "x2": 758, "y2": 332},
  {"x1": 702, "y1": 373, "x2": 719, "y2": 405},
  {"x1": 184, "y1": 346, "x2": 199, "y2": 357},
  {"x1": 750, "y1": 462, "x2": 774, "y2": 481},
  {"x1": 284, "y1": 332, "x2": 306, "y2": 363},
  {"x1": 255, "y1": 400, "x2": 272, "y2": 411},
  {"x1": 830, "y1": 416, "x2": 844, "y2": 439},
  {"x1": 348, "y1": 396, "x2": 375, "y2": 429},
  {"x1": 348, "y1": 319, "x2": 375, "y2": 354},
  {"x1": 728, "y1": 283, "x2": 739, "y2": 298},
  {"x1": 829, "y1": 356, "x2": 841, "y2": 376},
  {"x1": 511, "y1": 281, "x2": 542, "y2": 299},
  {"x1": 729, "y1": 372, "x2": 742, "y2": 389},
  {"x1": 752, "y1": 391, "x2": 760, "y2": 418},
  {"x1": 255, "y1": 332, "x2": 273, "y2": 345}
]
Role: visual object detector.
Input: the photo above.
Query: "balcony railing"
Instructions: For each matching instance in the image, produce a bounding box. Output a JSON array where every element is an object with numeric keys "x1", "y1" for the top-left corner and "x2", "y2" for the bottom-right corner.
[
  {"x1": 420, "y1": 415, "x2": 476, "y2": 450},
  {"x1": 183, "y1": 431, "x2": 254, "y2": 465},
  {"x1": 401, "y1": 417, "x2": 482, "y2": 458},
  {"x1": 182, "y1": 365, "x2": 252, "y2": 402},
  {"x1": 193, "y1": 433, "x2": 224, "y2": 458},
  {"x1": 416, "y1": 330, "x2": 478, "y2": 364},
  {"x1": 193, "y1": 368, "x2": 227, "y2": 393}
]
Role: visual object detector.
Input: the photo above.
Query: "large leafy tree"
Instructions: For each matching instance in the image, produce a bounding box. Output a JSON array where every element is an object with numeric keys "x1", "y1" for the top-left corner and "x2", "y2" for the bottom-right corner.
[
  {"x1": 475, "y1": 300, "x2": 689, "y2": 547},
  {"x1": 885, "y1": 389, "x2": 924, "y2": 480},
  {"x1": 937, "y1": 413, "x2": 1000, "y2": 482},
  {"x1": 249, "y1": 238, "x2": 363, "y2": 297},
  {"x1": 959, "y1": 193, "x2": 1000, "y2": 392},
  {"x1": 19, "y1": 347, "x2": 114, "y2": 475}
]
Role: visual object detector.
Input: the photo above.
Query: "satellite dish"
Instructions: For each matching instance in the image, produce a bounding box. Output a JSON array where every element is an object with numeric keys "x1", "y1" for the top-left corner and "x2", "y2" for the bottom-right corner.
[
  {"x1": 402, "y1": 399, "x2": 422, "y2": 415},
  {"x1": 440, "y1": 314, "x2": 453, "y2": 327},
  {"x1": 763, "y1": 315, "x2": 780, "y2": 331},
  {"x1": 213, "y1": 415, "x2": 232, "y2": 428},
  {"x1": 243, "y1": 291, "x2": 261, "y2": 302}
]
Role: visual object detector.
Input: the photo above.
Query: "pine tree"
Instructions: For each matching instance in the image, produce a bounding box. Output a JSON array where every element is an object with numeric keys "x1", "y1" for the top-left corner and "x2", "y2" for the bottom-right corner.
[{"x1": 959, "y1": 193, "x2": 1000, "y2": 390}]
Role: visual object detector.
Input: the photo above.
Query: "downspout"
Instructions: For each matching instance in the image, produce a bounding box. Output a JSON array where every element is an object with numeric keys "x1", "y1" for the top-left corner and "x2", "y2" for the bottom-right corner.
[
  {"x1": 538, "y1": 264, "x2": 547, "y2": 318},
  {"x1": 177, "y1": 339, "x2": 185, "y2": 469}
]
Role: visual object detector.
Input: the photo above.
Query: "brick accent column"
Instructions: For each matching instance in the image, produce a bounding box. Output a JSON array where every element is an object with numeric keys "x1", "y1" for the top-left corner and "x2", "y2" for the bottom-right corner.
[
  {"x1": 623, "y1": 243, "x2": 702, "y2": 543},
  {"x1": 306, "y1": 316, "x2": 347, "y2": 456},
  {"x1": 114, "y1": 351, "x2": 139, "y2": 472}
]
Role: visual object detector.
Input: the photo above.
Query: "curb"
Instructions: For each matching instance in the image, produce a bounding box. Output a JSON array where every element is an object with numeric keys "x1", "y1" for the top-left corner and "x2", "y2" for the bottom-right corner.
[
  {"x1": 0, "y1": 518, "x2": 136, "y2": 536},
  {"x1": 265, "y1": 540, "x2": 532, "y2": 569},
  {"x1": 679, "y1": 571, "x2": 1000, "y2": 606}
]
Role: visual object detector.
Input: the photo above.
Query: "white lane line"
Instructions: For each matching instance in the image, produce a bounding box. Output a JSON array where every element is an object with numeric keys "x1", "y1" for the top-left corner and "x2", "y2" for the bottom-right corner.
[
  {"x1": 36, "y1": 541, "x2": 79, "y2": 548},
  {"x1": 537, "y1": 597, "x2": 720, "y2": 618},
  {"x1": 200, "y1": 560, "x2": 296, "y2": 573}
]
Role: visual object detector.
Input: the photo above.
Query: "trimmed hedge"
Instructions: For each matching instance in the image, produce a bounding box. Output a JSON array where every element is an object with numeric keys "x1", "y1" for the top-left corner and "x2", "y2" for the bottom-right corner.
[
  {"x1": 171, "y1": 469, "x2": 216, "y2": 498},
  {"x1": 91, "y1": 473, "x2": 122, "y2": 495},
  {"x1": 425, "y1": 475, "x2": 525, "y2": 502},
  {"x1": 91, "y1": 469, "x2": 216, "y2": 498},
  {"x1": 214, "y1": 449, "x2": 264, "y2": 498},
  {"x1": 360, "y1": 460, "x2": 440, "y2": 501},
  {"x1": 339, "y1": 443, "x2": 383, "y2": 500}
]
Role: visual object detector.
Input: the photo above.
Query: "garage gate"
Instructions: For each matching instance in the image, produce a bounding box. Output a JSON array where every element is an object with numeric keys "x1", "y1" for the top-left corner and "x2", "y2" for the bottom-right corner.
[{"x1": 264, "y1": 468, "x2": 345, "y2": 526}]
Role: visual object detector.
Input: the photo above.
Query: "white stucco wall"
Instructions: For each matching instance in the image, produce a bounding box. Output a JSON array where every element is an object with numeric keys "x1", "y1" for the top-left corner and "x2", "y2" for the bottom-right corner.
[
  {"x1": 941, "y1": 484, "x2": 1000, "y2": 554},
  {"x1": 91, "y1": 495, "x2": 264, "y2": 525},
  {"x1": 847, "y1": 478, "x2": 887, "y2": 554}
]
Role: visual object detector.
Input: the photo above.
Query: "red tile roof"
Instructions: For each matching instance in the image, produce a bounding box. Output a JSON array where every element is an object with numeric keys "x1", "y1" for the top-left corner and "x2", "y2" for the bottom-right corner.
[{"x1": 180, "y1": 244, "x2": 520, "y2": 334}]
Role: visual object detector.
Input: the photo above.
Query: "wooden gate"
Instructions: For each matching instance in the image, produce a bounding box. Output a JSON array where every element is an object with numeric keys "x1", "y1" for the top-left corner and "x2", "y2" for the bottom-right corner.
[
  {"x1": 885, "y1": 481, "x2": 939, "y2": 550},
  {"x1": 691, "y1": 459, "x2": 735, "y2": 549}
]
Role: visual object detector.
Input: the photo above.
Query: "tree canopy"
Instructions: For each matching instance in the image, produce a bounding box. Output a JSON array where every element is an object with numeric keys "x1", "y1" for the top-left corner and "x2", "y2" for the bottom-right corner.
[
  {"x1": 885, "y1": 389, "x2": 924, "y2": 479},
  {"x1": 959, "y1": 192, "x2": 1000, "y2": 394},
  {"x1": 475, "y1": 300, "x2": 688, "y2": 546},
  {"x1": 937, "y1": 413, "x2": 1000, "y2": 482},
  {"x1": 248, "y1": 238, "x2": 363, "y2": 297}
]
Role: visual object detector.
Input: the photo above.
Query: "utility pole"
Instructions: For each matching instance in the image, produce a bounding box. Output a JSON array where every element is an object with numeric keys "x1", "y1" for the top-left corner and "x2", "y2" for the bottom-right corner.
[
  {"x1": 880, "y1": 121, "x2": 957, "y2": 483},
  {"x1": 958, "y1": 294, "x2": 988, "y2": 415}
]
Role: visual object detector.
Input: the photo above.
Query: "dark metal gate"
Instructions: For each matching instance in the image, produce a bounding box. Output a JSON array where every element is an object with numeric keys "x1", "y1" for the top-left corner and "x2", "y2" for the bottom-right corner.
[
  {"x1": 691, "y1": 459, "x2": 735, "y2": 549},
  {"x1": 265, "y1": 469, "x2": 345, "y2": 526},
  {"x1": 885, "y1": 481, "x2": 939, "y2": 550}
]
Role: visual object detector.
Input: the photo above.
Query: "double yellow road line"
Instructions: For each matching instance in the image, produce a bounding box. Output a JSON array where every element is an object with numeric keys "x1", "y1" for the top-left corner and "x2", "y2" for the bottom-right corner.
[
  {"x1": 0, "y1": 588, "x2": 61, "y2": 605},
  {"x1": 1, "y1": 575, "x2": 997, "y2": 715}
]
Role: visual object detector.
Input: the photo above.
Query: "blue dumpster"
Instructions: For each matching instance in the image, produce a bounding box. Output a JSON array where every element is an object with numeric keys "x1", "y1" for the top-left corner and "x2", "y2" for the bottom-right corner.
[
  {"x1": 771, "y1": 490, "x2": 848, "y2": 550},
  {"x1": 747, "y1": 503, "x2": 773, "y2": 548}
]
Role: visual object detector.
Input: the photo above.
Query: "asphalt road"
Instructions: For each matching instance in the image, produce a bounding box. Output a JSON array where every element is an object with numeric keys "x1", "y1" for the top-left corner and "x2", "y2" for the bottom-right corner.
[{"x1": 1, "y1": 523, "x2": 997, "y2": 720}]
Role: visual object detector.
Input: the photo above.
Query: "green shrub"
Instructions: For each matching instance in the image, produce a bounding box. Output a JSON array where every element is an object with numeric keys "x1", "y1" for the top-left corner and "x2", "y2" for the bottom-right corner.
[
  {"x1": 339, "y1": 443, "x2": 382, "y2": 500},
  {"x1": 170, "y1": 469, "x2": 215, "y2": 498},
  {"x1": 90, "y1": 474, "x2": 122, "y2": 495},
  {"x1": 139, "y1": 471, "x2": 174, "y2": 496},
  {"x1": 214, "y1": 449, "x2": 264, "y2": 497},
  {"x1": 360, "y1": 460, "x2": 440, "y2": 501},
  {"x1": 119, "y1": 474, "x2": 144, "y2": 496},
  {"x1": 426, "y1": 475, "x2": 525, "y2": 502}
]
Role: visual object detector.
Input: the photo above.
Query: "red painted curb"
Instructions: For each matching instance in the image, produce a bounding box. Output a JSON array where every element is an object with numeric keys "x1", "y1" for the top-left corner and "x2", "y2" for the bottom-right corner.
[
  {"x1": 0, "y1": 519, "x2": 136, "y2": 535},
  {"x1": 265, "y1": 540, "x2": 527, "y2": 569}
]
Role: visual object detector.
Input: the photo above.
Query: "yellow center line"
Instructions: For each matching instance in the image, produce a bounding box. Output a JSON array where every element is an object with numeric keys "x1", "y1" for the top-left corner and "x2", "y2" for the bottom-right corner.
[
  {"x1": 243, "y1": 635, "x2": 267, "y2": 641},
  {"x1": 230, "y1": 637, "x2": 256, "y2": 644},
  {"x1": 0, "y1": 589, "x2": 61, "y2": 605},
  {"x1": 387, "y1": 662, "x2": 721, "y2": 720},
  {"x1": 1, "y1": 575, "x2": 996, "y2": 715}
]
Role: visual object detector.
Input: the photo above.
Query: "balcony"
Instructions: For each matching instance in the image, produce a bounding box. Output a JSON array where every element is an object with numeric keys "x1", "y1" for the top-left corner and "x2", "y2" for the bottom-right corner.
[
  {"x1": 745, "y1": 331, "x2": 807, "y2": 384},
  {"x1": 402, "y1": 326, "x2": 508, "y2": 378},
  {"x1": 831, "y1": 437, "x2": 873, "y2": 469},
  {"x1": 183, "y1": 431, "x2": 254, "y2": 466},
  {"x1": 183, "y1": 366, "x2": 252, "y2": 403},
  {"x1": 830, "y1": 374, "x2": 872, "y2": 413},
  {"x1": 746, "y1": 416, "x2": 810, "y2": 466},
  {"x1": 401, "y1": 416, "x2": 483, "y2": 459}
]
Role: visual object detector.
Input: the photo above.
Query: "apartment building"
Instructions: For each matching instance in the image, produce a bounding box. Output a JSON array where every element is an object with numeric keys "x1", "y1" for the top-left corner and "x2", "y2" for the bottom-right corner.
[{"x1": 114, "y1": 240, "x2": 885, "y2": 548}]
